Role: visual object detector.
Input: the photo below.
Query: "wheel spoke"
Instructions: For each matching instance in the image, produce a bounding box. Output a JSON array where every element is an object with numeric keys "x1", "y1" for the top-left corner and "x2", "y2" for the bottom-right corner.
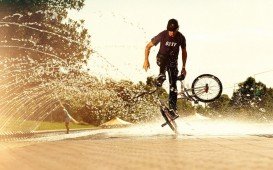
[{"x1": 191, "y1": 74, "x2": 222, "y2": 102}]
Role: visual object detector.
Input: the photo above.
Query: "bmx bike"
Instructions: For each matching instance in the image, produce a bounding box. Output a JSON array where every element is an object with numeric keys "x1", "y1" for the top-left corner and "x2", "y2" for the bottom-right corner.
[
  {"x1": 135, "y1": 74, "x2": 222, "y2": 134},
  {"x1": 154, "y1": 74, "x2": 222, "y2": 134},
  {"x1": 161, "y1": 74, "x2": 222, "y2": 134}
]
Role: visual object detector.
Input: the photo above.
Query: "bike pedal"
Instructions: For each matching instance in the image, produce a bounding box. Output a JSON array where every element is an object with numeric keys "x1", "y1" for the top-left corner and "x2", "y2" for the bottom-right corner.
[{"x1": 161, "y1": 122, "x2": 167, "y2": 127}]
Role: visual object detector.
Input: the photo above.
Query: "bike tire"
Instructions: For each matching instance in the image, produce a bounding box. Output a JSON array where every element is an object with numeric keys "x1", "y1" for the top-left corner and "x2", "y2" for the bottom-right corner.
[
  {"x1": 167, "y1": 119, "x2": 178, "y2": 134},
  {"x1": 161, "y1": 109, "x2": 178, "y2": 134},
  {"x1": 191, "y1": 74, "x2": 222, "y2": 103}
]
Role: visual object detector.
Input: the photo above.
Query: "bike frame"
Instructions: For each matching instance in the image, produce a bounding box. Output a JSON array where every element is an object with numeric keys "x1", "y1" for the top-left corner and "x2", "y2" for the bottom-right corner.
[
  {"x1": 177, "y1": 80, "x2": 200, "y2": 104},
  {"x1": 141, "y1": 79, "x2": 200, "y2": 107},
  {"x1": 134, "y1": 74, "x2": 217, "y2": 107}
]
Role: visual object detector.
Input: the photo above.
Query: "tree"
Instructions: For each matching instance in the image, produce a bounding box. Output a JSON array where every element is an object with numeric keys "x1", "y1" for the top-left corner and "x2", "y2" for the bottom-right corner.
[
  {"x1": 229, "y1": 77, "x2": 272, "y2": 120},
  {"x1": 177, "y1": 99, "x2": 195, "y2": 116},
  {"x1": 0, "y1": 0, "x2": 93, "y2": 131},
  {"x1": 230, "y1": 77, "x2": 266, "y2": 109},
  {"x1": 207, "y1": 94, "x2": 231, "y2": 117},
  {"x1": 0, "y1": 0, "x2": 90, "y2": 62}
]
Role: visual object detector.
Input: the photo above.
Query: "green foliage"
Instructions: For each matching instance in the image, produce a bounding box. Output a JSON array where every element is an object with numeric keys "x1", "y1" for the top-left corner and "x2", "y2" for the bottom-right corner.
[
  {"x1": 0, "y1": 1, "x2": 91, "y2": 95},
  {"x1": 204, "y1": 77, "x2": 273, "y2": 121},
  {"x1": 0, "y1": 0, "x2": 90, "y2": 63},
  {"x1": 0, "y1": 0, "x2": 93, "y2": 132},
  {"x1": 0, "y1": 0, "x2": 84, "y2": 11},
  {"x1": 230, "y1": 77, "x2": 267, "y2": 113},
  {"x1": 206, "y1": 94, "x2": 231, "y2": 117},
  {"x1": 230, "y1": 77, "x2": 266, "y2": 108},
  {"x1": 177, "y1": 99, "x2": 195, "y2": 116},
  {"x1": 42, "y1": 76, "x2": 165, "y2": 126}
]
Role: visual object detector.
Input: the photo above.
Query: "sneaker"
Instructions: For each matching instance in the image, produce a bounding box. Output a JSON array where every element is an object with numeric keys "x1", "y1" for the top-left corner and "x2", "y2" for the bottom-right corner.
[
  {"x1": 169, "y1": 109, "x2": 179, "y2": 120},
  {"x1": 155, "y1": 74, "x2": 166, "y2": 87}
]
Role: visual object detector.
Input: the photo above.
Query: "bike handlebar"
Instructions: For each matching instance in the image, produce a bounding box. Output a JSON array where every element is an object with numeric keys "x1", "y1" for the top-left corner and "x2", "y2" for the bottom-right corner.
[{"x1": 177, "y1": 74, "x2": 185, "y2": 81}]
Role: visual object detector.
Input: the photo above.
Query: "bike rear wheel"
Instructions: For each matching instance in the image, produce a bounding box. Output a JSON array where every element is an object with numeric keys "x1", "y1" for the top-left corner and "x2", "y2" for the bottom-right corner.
[{"x1": 191, "y1": 74, "x2": 222, "y2": 102}]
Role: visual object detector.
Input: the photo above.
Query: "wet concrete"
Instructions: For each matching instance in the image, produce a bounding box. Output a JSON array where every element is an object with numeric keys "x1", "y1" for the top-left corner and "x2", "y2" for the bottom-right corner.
[{"x1": 0, "y1": 122, "x2": 273, "y2": 170}]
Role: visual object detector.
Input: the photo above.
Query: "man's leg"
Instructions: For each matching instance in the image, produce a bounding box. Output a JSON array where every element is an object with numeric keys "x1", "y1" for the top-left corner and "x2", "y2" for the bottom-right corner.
[
  {"x1": 167, "y1": 66, "x2": 179, "y2": 119},
  {"x1": 65, "y1": 122, "x2": 69, "y2": 134},
  {"x1": 156, "y1": 54, "x2": 167, "y2": 87}
]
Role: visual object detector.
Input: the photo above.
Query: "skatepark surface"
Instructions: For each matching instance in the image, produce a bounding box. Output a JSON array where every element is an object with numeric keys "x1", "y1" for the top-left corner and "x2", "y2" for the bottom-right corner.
[{"x1": 1, "y1": 118, "x2": 273, "y2": 170}]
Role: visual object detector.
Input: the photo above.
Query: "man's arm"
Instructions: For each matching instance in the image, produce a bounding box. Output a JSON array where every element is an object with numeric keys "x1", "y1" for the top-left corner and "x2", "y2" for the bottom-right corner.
[
  {"x1": 181, "y1": 48, "x2": 187, "y2": 76},
  {"x1": 143, "y1": 41, "x2": 154, "y2": 71}
]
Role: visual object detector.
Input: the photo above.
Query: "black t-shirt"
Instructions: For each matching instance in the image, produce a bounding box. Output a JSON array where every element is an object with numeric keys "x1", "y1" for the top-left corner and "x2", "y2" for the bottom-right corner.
[{"x1": 151, "y1": 30, "x2": 186, "y2": 57}]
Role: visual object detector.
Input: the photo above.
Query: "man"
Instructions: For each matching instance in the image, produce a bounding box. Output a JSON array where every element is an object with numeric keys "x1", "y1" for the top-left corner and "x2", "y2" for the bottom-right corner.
[
  {"x1": 60, "y1": 101, "x2": 71, "y2": 134},
  {"x1": 143, "y1": 18, "x2": 187, "y2": 119}
]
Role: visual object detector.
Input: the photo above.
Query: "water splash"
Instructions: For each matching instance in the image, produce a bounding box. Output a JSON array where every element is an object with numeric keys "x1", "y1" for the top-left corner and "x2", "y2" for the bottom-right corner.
[
  {"x1": 19, "y1": 114, "x2": 273, "y2": 142},
  {"x1": 0, "y1": 10, "x2": 161, "y2": 137}
]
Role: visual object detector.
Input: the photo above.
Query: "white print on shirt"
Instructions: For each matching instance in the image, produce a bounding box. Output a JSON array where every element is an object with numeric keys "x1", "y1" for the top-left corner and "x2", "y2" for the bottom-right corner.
[{"x1": 165, "y1": 41, "x2": 177, "y2": 47}]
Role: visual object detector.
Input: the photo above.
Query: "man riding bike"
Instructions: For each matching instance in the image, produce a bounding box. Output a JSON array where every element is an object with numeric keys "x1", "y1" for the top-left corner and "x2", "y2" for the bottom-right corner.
[{"x1": 143, "y1": 18, "x2": 188, "y2": 119}]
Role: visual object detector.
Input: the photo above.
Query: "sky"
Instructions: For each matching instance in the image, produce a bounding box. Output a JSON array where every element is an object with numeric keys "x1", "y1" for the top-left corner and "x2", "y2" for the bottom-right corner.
[{"x1": 69, "y1": 0, "x2": 273, "y2": 96}]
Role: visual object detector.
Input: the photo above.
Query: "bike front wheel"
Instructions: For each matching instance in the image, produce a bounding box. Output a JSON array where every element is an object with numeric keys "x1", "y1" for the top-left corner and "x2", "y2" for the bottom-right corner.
[
  {"x1": 161, "y1": 109, "x2": 178, "y2": 134},
  {"x1": 191, "y1": 74, "x2": 222, "y2": 102}
]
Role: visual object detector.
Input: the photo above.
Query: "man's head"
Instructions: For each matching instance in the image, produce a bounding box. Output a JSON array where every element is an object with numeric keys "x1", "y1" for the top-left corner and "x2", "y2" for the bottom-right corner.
[{"x1": 167, "y1": 18, "x2": 179, "y2": 37}]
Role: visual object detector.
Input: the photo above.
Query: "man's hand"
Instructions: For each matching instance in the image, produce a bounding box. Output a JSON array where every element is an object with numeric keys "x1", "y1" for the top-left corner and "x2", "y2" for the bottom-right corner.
[
  {"x1": 181, "y1": 67, "x2": 187, "y2": 77},
  {"x1": 143, "y1": 59, "x2": 150, "y2": 71},
  {"x1": 143, "y1": 41, "x2": 154, "y2": 72}
]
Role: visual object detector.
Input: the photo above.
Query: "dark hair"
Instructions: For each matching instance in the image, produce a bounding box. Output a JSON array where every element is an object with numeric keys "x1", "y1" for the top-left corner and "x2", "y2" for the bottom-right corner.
[{"x1": 167, "y1": 19, "x2": 179, "y2": 31}]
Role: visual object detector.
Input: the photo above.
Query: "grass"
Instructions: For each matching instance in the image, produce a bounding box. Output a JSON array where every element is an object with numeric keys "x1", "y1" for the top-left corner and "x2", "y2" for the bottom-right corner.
[
  {"x1": 36, "y1": 121, "x2": 96, "y2": 131},
  {"x1": 0, "y1": 117, "x2": 96, "y2": 132}
]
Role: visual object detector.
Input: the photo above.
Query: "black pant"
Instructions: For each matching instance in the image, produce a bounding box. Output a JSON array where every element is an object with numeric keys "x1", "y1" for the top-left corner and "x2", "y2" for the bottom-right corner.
[{"x1": 156, "y1": 54, "x2": 178, "y2": 111}]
